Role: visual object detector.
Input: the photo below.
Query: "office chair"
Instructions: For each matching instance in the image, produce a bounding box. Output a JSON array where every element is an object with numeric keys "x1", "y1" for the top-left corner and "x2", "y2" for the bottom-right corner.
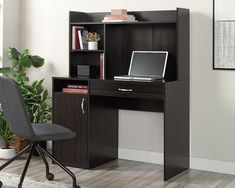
[{"x1": 0, "y1": 76, "x2": 80, "y2": 188}]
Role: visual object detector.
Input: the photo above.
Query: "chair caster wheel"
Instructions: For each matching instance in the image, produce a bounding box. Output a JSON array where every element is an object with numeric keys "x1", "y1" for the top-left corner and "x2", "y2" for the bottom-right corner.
[
  {"x1": 46, "y1": 173, "x2": 54, "y2": 181},
  {"x1": 0, "y1": 181, "x2": 2, "y2": 188}
]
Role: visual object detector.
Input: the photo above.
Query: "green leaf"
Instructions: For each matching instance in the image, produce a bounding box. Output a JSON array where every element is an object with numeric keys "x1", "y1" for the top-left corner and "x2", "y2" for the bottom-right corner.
[
  {"x1": 35, "y1": 79, "x2": 44, "y2": 91},
  {"x1": 7, "y1": 47, "x2": 20, "y2": 61},
  {"x1": 0, "y1": 67, "x2": 12, "y2": 75},
  {"x1": 31, "y1": 55, "x2": 44, "y2": 68},
  {"x1": 19, "y1": 56, "x2": 32, "y2": 68},
  {"x1": 22, "y1": 49, "x2": 30, "y2": 56},
  {"x1": 42, "y1": 90, "x2": 49, "y2": 101}
]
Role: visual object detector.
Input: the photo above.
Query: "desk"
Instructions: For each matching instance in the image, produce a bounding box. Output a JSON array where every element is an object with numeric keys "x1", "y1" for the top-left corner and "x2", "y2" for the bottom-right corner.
[
  {"x1": 52, "y1": 77, "x2": 189, "y2": 181},
  {"x1": 53, "y1": 8, "x2": 189, "y2": 181}
]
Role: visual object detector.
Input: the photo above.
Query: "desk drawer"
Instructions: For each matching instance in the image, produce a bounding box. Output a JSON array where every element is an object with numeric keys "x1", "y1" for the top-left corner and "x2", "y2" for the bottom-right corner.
[{"x1": 90, "y1": 79, "x2": 164, "y2": 99}]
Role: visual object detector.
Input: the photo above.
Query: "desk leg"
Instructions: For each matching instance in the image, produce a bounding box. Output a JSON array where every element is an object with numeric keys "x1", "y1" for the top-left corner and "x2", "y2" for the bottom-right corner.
[
  {"x1": 164, "y1": 80, "x2": 189, "y2": 181},
  {"x1": 89, "y1": 96, "x2": 118, "y2": 168}
]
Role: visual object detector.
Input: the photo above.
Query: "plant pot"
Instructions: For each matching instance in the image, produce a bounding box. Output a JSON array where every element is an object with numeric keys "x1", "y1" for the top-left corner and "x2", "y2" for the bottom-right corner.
[
  {"x1": 0, "y1": 147, "x2": 16, "y2": 160},
  {"x1": 88, "y1": 41, "x2": 98, "y2": 50},
  {"x1": 9, "y1": 137, "x2": 30, "y2": 153}
]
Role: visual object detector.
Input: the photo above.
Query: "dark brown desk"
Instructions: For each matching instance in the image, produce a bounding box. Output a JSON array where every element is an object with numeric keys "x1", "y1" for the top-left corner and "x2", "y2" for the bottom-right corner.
[
  {"x1": 52, "y1": 77, "x2": 189, "y2": 181},
  {"x1": 53, "y1": 8, "x2": 189, "y2": 181}
]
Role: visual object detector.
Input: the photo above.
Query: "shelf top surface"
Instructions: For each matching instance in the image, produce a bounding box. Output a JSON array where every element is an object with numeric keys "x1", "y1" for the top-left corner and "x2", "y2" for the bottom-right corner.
[
  {"x1": 70, "y1": 20, "x2": 177, "y2": 26},
  {"x1": 52, "y1": 76, "x2": 174, "y2": 83}
]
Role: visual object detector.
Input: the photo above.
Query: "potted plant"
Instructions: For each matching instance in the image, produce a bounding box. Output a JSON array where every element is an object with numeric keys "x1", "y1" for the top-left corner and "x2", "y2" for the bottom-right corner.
[
  {"x1": 85, "y1": 32, "x2": 100, "y2": 50},
  {"x1": 0, "y1": 110, "x2": 16, "y2": 160},
  {"x1": 0, "y1": 47, "x2": 51, "y2": 154}
]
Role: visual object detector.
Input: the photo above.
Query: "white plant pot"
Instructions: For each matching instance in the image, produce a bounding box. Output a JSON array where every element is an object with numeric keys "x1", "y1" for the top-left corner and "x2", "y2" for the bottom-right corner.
[
  {"x1": 0, "y1": 147, "x2": 16, "y2": 160},
  {"x1": 88, "y1": 41, "x2": 98, "y2": 50}
]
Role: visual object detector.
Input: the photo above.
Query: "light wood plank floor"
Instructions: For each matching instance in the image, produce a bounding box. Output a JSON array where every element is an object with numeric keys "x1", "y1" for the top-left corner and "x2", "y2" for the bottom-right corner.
[{"x1": 0, "y1": 154, "x2": 235, "y2": 188}]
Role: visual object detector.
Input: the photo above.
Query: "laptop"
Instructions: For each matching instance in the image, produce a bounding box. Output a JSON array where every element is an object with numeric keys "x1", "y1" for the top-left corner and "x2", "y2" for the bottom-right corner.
[{"x1": 114, "y1": 51, "x2": 168, "y2": 81}]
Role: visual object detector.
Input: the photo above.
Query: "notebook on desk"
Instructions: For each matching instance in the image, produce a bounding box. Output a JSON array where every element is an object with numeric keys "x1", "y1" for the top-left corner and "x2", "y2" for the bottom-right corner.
[{"x1": 114, "y1": 51, "x2": 168, "y2": 81}]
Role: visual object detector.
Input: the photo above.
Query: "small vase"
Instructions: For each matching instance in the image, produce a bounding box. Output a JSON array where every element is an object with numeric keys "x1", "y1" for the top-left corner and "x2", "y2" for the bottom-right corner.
[{"x1": 88, "y1": 41, "x2": 98, "y2": 50}]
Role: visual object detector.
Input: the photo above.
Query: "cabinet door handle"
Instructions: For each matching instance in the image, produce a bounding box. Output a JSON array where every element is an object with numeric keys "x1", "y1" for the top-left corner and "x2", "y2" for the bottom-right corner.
[
  {"x1": 118, "y1": 88, "x2": 133, "y2": 92},
  {"x1": 81, "y1": 98, "x2": 85, "y2": 114}
]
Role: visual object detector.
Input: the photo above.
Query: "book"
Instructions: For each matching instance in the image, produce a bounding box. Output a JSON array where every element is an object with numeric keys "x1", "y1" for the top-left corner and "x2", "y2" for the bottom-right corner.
[
  {"x1": 102, "y1": 14, "x2": 137, "y2": 23},
  {"x1": 104, "y1": 14, "x2": 135, "y2": 20},
  {"x1": 72, "y1": 26, "x2": 84, "y2": 50},
  {"x1": 67, "y1": 84, "x2": 88, "y2": 89},
  {"x1": 62, "y1": 88, "x2": 88, "y2": 94},
  {"x1": 78, "y1": 29, "x2": 89, "y2": 50},
  {"x1": 111, "y1": 9, "x2": 127, "y2": 15},
  {"x1": 102, "y1": 19, "x2": 137, "y2": 23},
  {"x1": 100, "y1": 53, "x2": 105, "y2": 79}
]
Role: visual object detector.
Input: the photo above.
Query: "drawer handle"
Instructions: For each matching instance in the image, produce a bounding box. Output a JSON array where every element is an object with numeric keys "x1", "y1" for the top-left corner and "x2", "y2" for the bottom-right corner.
[
  {"x1": 118, "y1": 88, "x2": 133, "y2": 92},
  {"x1": 81, "y1": 98, "x2": 85, "y2": 114}
]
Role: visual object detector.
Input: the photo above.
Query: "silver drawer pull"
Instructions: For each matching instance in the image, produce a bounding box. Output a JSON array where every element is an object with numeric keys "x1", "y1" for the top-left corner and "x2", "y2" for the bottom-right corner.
[
  {"x1": 81, "y1": 98, "x2": 85, "y2": 114},
  {"x1": 118, "y1": 88, "x2": 133, "y2": 92}
]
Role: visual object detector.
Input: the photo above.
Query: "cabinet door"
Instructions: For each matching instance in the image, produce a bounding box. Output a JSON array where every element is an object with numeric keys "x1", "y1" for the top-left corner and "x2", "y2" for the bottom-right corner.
[{"x1": 53, "y1": 92, "x2": 88, "y2": 168}]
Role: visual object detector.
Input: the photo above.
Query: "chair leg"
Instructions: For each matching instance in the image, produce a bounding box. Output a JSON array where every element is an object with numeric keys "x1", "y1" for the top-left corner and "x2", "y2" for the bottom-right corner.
[
  {"x1": 36, "y1": 144, "x2": 80, "y2": 188},
  {"x1": 18, "y1": 144, "x2": 35, "y2": 188},
  {"x1": 35, "y1": 146, "x2": 54, "y2": 181},
  {"x1": 0, "y1": 144, "x2": 31, "y2": 171}
]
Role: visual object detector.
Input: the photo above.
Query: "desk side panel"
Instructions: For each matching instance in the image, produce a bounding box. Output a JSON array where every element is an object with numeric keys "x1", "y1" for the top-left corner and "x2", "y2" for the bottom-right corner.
[
  {"x1": 164, "y1": 80, "x2": 189, "y2": 180},
  {"x1": 89, "y1": 96, "x2": 118, "y2": 167}
]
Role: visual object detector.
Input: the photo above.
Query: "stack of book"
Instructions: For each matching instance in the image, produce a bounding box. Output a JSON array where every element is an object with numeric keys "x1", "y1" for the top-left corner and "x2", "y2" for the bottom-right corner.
[
  {"x1": 102, "y1": 9, "x2": 137, "y2": 23},
  {"x1": 62, "y1": 84, "x2": 88, "y2": 94},
  {"x1": 72, "y1": 26, "x2": 89, "y2": 50}
]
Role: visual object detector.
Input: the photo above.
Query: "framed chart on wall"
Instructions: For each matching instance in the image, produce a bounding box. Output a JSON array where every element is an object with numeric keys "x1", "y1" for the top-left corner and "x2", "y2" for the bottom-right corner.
[{"x1": 213, "y1": 0, "x2": 235, "y2": 69}]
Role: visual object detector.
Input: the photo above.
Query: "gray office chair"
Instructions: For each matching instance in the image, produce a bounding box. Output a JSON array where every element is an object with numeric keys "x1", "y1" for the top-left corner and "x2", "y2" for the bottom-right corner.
[{"x1": 0, "y1": 76, "x2": 80, "y2": 188}]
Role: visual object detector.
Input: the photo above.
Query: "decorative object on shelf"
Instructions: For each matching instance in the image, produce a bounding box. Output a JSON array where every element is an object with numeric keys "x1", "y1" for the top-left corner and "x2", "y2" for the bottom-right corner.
[
  {"x1": 0, "y1": 48, "x2": 52, "y2": 154},
  {"x1": 77, "y1": 65, "x2": 99, "y2": 77},
  {"x1": 102, "y1": 9, "x2": 137, "y2": 22},
  {"x1": 0, "y1": 112, "x2": 16, "y2": 159},
  {"x1": 85, "y1": 32, "x2": 100, "y2": 50},
  {"x1": 213, "y1": 0, "x2": 235, "y2": 69}
]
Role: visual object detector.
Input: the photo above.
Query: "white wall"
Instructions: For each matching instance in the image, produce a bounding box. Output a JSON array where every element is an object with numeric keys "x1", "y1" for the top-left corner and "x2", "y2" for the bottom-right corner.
[
  {"x1": 19, "y1": 0, "x2": 235, "y2": 172},
  {"x1": 1, "y1": 0, "x2": 21, "y2": 66}
]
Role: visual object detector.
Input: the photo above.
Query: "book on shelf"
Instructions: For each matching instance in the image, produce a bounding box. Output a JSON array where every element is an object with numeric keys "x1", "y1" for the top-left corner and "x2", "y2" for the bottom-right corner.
[
  {"x1": 67, "y1": 84, "x2": 88, "y2": 89},
  {"x1": 62, "y1": 88, "x2": 88, "y2": 94},
  {"x1": 100, "y1": 53, "x2": 105, "y2": 79},
  {"x1": 72, "y1": 26, "x2": 89, "y2": 50},
  {"x1": 78, "y1": 29, "x2": 88, "y2": 50},
  {"x1": 111, "y1": 9, "x2": 127, "y2": 15},
  {"x1": 102, "y1": 10, "x2": 137, "y2": 23},
  {"x1": 72, "y1": 26, "x2": 84, "y2": 50}
]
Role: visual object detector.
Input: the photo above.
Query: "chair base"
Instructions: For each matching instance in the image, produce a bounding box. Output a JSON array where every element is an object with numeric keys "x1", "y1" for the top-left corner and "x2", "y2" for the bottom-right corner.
[{"x1": 0, "y1": 143, "x2": 80, "y2": 188}]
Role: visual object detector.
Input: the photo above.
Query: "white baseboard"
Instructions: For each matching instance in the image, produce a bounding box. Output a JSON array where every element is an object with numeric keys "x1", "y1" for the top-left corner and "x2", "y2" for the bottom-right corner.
[
  {"x1": 118, "y1": 148, "x2": 235, "y2": 176},
  {"x1": 47, "y1": 141, "x2": 52, "y2": 150},
  {"x1": 118, "y1": 148, "x2": 163, "y2": 165},
  {"x1": 191, "y1": 157, "x2": 235, "y2": 175}
]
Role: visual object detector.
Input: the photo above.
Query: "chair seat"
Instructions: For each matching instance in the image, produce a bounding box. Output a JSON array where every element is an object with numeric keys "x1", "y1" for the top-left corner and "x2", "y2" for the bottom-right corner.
[{"x1": 32, "y1": 123, "x2": 76, "y2": 141}]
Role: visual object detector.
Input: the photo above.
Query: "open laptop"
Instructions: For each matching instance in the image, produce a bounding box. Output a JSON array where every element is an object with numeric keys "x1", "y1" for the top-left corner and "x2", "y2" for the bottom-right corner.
[{"x1": 114, "y1": 51, "x2": 168, "y2": 81}]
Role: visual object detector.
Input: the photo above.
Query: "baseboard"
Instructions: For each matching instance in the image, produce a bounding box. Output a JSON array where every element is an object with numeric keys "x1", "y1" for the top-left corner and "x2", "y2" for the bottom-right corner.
[
  {"x1": 47, "y1": 141, "x2": 52, "y2": 150},
  {"x1": 118, "y1": 148, "x2": 235, "y2": 175},
  {"x1": 118, "y1": 148, "x2": 163, "y2": 165},
  {"x1": 191, "y1": 157, "x2": 235, "y2": 175}
]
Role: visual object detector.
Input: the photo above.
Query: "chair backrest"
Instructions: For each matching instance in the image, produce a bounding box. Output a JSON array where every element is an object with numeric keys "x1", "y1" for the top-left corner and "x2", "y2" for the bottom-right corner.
[{"x1": 0, "y1": 76, "x2": 36, "y2": 139}]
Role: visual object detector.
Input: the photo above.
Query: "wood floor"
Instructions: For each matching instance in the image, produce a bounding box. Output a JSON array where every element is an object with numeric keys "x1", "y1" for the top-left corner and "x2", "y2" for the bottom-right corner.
[{"x1": 0, "y1": 154, "x2": 235, "y2": 188}]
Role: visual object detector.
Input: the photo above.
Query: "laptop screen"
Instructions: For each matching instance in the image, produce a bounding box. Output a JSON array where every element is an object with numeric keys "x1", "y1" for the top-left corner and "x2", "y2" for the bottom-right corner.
[{"x1": 128, "y1": 51, "x2": 168, "y2": 77}]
